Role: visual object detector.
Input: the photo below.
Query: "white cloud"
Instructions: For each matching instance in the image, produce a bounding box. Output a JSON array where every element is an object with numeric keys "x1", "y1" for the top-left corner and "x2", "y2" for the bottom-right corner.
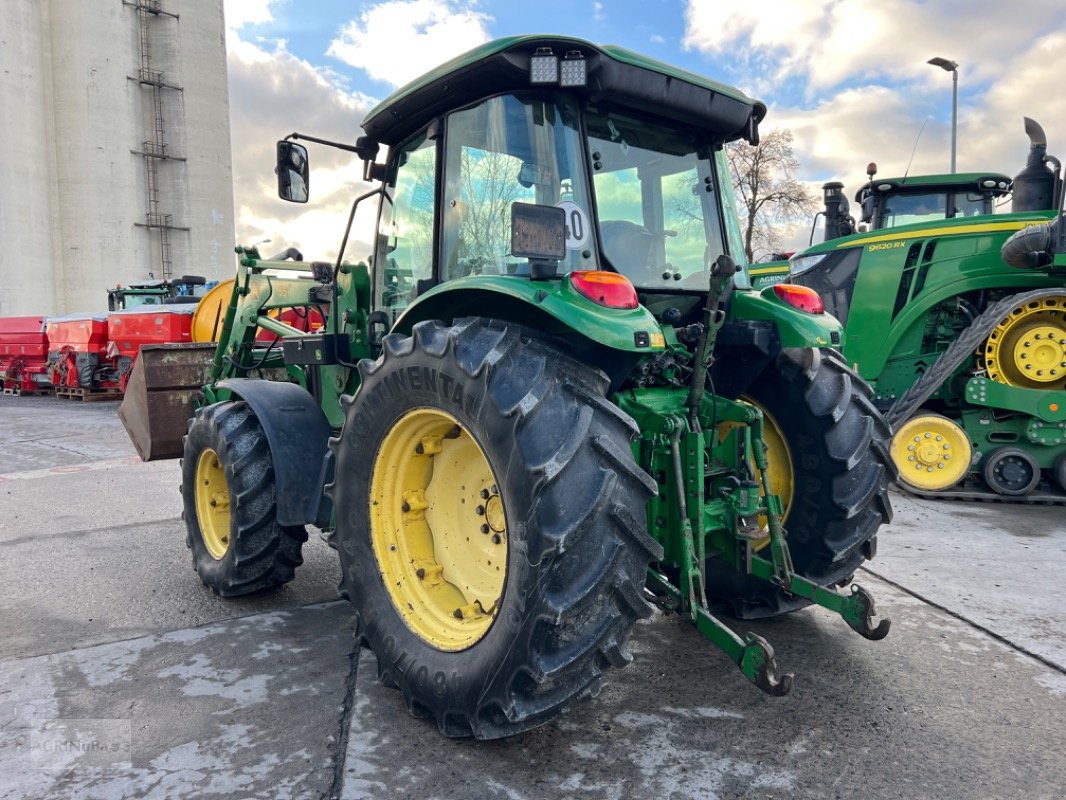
[
  {"x1": 327, "y1": 0, "x2": 492, "y2": 89},
  {"x1": 594, "y1": 1, "x2": 605, "y2": 24},
  {"x1": 227, "y1": 37, "x2": 378, "y2": 262},
  {"x1": 223, "y1": 0, "x2": 277, "y2": 31},
  {"x1": 650, "y1": 34, "x2": 665, "y2": 45},
  {"x1": 684, "y1": 0, "x2": 1066, "y2": 92},
  {"x1": 688, "y1": 1, "x2": 1066, "y2": 254}
]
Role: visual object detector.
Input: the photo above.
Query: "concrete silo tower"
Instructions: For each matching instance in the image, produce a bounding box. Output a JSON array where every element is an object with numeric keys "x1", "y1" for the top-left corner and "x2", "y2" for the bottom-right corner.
[{"x1": 0, "y1": 0, "x2": 235, "y2": 315}]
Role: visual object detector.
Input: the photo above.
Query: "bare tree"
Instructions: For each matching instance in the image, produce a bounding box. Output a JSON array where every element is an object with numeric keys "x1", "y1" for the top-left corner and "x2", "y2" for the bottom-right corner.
[{"x1": 726, "y1": 128, "x2": 817, "y2": 262}]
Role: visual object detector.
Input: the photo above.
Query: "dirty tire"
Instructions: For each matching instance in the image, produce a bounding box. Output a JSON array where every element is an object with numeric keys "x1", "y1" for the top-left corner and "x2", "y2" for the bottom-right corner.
[
  {"x1": 708, "y1": 347, "x2": 894, "y2": 618},
  {"x1": 329, "y1": 318, "x2": 661, "y2": 739},
  {"x1": 181, "y1": 401, "x2": 307, "y2": 596}
]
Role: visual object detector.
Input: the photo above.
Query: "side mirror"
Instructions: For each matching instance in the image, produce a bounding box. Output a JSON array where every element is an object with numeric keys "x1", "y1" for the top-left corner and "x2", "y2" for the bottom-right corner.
[
  {"x1": 861, "y1": 194, "x2": 877, "y2": 224},
  {"x1": 276, "y1": 141, "x2": 309, "y2": 203}
]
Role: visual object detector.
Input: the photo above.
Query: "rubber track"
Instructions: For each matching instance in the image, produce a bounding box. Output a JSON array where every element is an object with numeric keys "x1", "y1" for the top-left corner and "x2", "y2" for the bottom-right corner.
[
  {"x1": 886, "y1": 288, "x2": 1066, "y2": 427},
  {"x1": 884, "y1": 288, "x2": 1066, "y2": 504}
]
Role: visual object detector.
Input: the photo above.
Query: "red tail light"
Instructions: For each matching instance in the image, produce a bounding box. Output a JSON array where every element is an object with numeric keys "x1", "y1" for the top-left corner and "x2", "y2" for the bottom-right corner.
[
  {"x1": 570, "y1": 271, "x2": 639, "y2": 309},
  {"x1": 773, "y1": 283, "x2": 825, "y2": 314}
]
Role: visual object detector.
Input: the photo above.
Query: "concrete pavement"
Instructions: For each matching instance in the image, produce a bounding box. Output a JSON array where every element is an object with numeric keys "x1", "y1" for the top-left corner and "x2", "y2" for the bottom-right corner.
[{"x1": 1, "y1": 394, "x2": 1064, "y2": 799}]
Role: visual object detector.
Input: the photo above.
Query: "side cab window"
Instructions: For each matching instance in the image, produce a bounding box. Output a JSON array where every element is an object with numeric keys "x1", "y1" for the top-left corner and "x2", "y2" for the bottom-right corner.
[{"x1": 374, "y1": 131, "x2": 437, "y2": 325}]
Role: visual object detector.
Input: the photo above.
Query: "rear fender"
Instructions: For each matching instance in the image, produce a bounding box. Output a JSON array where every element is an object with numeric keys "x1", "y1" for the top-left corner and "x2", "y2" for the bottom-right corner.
[
  {"x1": 393, "y1": 276, "x2": 665, "y2": 353},
  {"x1": 728, "y1": 287, "x2": 843, "y2": 349},
  {"x1": 216, "y1": 378, "x2": 333, "y2": 527},
  {"x1": 393, "y1": 277, "x2": 666, "y2": 390}
]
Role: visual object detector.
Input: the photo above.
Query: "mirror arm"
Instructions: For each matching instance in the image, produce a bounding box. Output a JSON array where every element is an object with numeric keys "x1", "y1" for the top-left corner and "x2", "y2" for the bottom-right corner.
[{"x1": 286, "y1": 132, "x2": 379, "y2": 162}]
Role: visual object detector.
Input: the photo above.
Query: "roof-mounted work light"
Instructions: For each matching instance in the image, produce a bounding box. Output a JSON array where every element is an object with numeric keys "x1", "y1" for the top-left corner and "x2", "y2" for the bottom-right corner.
[
  {"x1": 560, "y1": 51, "x2": 587, "y2": 87},
  {"x1": 530, "y1": 47, "x2": 559, "y2": 84}
]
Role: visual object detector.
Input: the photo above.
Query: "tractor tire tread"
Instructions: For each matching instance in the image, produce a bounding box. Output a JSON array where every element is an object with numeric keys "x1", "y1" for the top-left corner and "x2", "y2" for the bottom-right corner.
[
  {"x1": 331, "y1": 318, "x2": 660, "y2": 739},
  {"x1": 181, "y1": 401, "x2": 307, "y2": 597}
]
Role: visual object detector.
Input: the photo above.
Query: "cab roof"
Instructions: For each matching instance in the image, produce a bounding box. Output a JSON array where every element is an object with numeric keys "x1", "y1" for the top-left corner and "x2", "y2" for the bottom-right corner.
[
  {"x1": 361, "y1": 35, "x2": 767, "y2": 147},
  {"x1": 857, "y1": 171, "x2": 1013, "y2": 201}
]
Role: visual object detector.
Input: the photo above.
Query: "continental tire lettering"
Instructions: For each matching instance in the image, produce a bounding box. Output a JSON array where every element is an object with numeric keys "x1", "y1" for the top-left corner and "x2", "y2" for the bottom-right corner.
[
  {"x1": 383, "y1": 369, "x2": 407, "y2": 397},
  {"x1": 439, "y1": 372, "x2": 464, "y2": 406}
]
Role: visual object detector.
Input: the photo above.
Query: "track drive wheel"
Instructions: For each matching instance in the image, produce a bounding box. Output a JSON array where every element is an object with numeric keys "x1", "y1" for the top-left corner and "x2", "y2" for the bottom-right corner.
[
  {"x1": 983, "y1": 295, "x2": 1066, "y2": 389},
  {"x1": 983, "y1": 447, "x2": 1041, "y2": 496},
  {"x1": 181, "y1": 401, "x2": 308, "y2": 596},
  {"x1": 329, "y1": 318, "x2": 661, "y2": 739},
  {"x1": 890, "y1": 413, "x2": 972, "y2": 491},
  {"x1": 708, "y1": 347, "x2": 894, "y2": 619}
]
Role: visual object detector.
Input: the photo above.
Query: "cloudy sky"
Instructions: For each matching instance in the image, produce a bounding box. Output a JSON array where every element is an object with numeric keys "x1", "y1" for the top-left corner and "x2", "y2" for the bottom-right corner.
[{"x1": 223, "y1": 0, "x2": 1066, "y2": 260}]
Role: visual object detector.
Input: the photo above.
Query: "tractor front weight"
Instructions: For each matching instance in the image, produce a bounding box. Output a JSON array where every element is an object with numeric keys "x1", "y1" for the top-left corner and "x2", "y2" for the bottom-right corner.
[{"x1": 618, "y1": 387, "x2": 891, "y2": 695}]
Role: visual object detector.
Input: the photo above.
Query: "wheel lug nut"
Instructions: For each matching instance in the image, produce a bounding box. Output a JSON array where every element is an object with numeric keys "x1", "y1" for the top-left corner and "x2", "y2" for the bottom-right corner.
[
  {"x1": 453, "y1": 608, "x2": 463, "y2": 619},
  {"x1": 480, "y1": 524, "x2": 490, "y2": 534},
  {"x1": 480, "y1": 488, "x2": 490, "y2": 499},
  {"x1": 416, "y1": 568, "x2": 426, "y2": 580},
  {"x1": 492, "y1": 533, "x2": 502, "y2": 544},
  {"x1": 476, "y1": 505, "x2": 485, "y2": 515},
  {"x1": 402, "y1": 501, "x2": 411, "y2": 512}
]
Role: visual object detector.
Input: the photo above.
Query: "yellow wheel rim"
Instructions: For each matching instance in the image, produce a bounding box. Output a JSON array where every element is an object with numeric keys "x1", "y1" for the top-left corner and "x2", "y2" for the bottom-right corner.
[
  {"x1": 369, "y1": 408, "x2": 507, "y2": 652},
  {"x1": 890, "y1": 414, "x2": 971, "y2": 491},
  {"x1": 718, "y1": 397, "x2": 794, "y2": 548},
  {"x1": 983, "y1": 296, "x2": 1066, "y2": 389},
  {"x1": 194, "y1": 447, "x2": 231, "y2": 559}
]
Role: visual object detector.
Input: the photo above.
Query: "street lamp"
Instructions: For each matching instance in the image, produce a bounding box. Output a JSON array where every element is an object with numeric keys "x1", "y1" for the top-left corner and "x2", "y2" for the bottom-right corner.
[{"x1": 927, "y1": 56, "x2": 959, "y2": 173}]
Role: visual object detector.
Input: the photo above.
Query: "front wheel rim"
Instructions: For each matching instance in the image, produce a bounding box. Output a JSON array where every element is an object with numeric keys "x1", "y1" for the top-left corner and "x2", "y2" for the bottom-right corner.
[
  {"x1": 194, "y1": 447, "x2": 231, "y2": 559},
  {"x1": 369, "y1": 408, "x2": 507, "y2": 652}
]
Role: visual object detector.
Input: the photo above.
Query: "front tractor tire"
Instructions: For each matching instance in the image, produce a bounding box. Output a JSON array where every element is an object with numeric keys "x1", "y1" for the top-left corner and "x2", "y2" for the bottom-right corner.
[
  {"x1": 181, "y1": 402, "x2": 308, "y2": 596},
  {"x1": 330, "y1": 318, "x2": 661, "y2": 739},
  {"x1": 710, "y1": 347, "x2": 894, "y2": 618}
]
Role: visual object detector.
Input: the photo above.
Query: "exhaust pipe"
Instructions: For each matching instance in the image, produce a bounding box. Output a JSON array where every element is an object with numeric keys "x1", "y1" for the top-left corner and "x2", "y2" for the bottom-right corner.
[{"x1": 1013, "y1": 117, "x2": 1063, "y2": 212}]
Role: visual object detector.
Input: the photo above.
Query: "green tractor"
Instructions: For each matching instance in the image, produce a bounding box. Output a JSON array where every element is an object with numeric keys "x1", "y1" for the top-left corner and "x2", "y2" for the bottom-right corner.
[
  {"x1": 107, "y1": 275, "x2": 209, "y2": 310},
  {"x1": 120, "y1": 36, "x2": 893, "y2": 738},
  {"x1": 777, "y1": 118, "x2": 1066, "y2": 500},
  {"x1": 748, "y1": 166, "x2": 1013, "y2": 288}
]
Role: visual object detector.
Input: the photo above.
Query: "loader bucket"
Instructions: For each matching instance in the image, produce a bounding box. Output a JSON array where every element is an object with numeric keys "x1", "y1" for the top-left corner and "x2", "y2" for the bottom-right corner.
[{"x1": 118, "y1": 343, "x2": 217, "y2": 461}]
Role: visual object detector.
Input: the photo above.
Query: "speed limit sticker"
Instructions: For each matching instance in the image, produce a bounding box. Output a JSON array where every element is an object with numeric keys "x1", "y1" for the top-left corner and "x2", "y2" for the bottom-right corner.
[{"x1": 554, "y1": 201, "x2": 589, "y2": 250}]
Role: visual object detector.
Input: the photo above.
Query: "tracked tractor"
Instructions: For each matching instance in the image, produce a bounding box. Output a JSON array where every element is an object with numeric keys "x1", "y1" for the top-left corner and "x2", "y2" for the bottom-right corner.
[
  {"x1": 120, "y1": 36, "x2": 893, "y2": 738},
  {"x1": 782, "y1": 118, "x2": 1066, "y2": 500},
  {"x1": 749, "y1": 160, "x2": 1015, "y2": 290}
]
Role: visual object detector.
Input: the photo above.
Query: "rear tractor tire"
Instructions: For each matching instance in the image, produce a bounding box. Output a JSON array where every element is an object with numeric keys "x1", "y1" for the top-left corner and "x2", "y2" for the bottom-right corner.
[
  {"x1": 329, "y1": 318, "x2": 661, "y2": 739},
  {"x1": 181, "y1": 401, "x2": 308, "y2": 596},
  {"x1": 708, "y1": 347, "x2": 894, "y2": 618}
]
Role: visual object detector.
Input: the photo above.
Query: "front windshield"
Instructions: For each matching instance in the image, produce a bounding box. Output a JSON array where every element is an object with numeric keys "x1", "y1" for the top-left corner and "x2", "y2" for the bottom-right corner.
[
  {"x1": 586, "y1": 106, "x2": 726, "y2": 291},
  {"x1": 880, "y1": 190, "x2": 987, "y2": 228}
]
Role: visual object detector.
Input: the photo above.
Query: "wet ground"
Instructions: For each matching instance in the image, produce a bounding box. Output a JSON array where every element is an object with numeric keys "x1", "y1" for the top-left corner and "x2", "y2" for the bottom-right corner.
[{"x1": 1, "y1": 394, "x2": 1064, "y2": 799}]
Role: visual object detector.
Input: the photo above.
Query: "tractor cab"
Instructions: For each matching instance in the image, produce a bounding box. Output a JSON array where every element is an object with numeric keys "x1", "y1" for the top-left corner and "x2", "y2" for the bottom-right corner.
[
  {"x1": 281, "y1": 36, "x2": 766, "y2": 326},
  {"x1": 852, "y1": 170, "x2": 1012, "y2": 232}
]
